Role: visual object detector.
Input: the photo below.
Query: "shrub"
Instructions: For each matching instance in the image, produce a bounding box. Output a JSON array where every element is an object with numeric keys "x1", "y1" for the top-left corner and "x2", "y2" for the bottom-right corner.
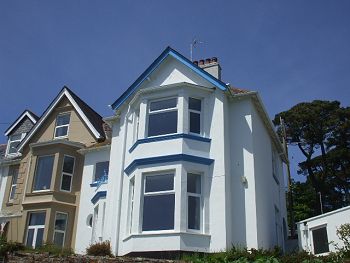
[
  {"x1": 335, "y1": 223, "x2": 350, "y2": 258},
  {"x1": 86, "y1": 240, "x2": 112, "y2": 257}
]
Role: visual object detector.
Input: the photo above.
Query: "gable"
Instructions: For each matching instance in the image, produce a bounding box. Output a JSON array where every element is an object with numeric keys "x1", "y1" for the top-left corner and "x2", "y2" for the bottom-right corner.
[
  {"x1": 4, "y1": 110, "x2": 38, "y2": 137},
  {"x1": 111, "y1": 46, "x2": 228, "y2": 110},
  {"x1": 17, "y1": 87, "x2": 104, "y2": 152}
]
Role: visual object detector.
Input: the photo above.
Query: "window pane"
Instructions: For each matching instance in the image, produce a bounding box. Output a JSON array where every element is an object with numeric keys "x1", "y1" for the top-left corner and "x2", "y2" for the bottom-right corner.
[
  {"x1": 9, "y1": 185, "x2": 16, "y2": 200},
  {"x1": 35, "y1": 228, "x2": 44, "y2": 248},
  {"x1": 53, "y1": 232, "x2": 65, "y2": 247},
  {"x1": 189, "y1": 98, "x2": 201, "y2": 111},
  {"x1": 142, "y1": 194, "x2": 175, "y2": 231},
  {"x1": 187, "y1": 173, "x2": 201, "y2": 194},
  {"x1": 145, "y1": 174, "x2": 174, "y2": 192},
  {"x1": 95, "y1": 161, "x2": 109, "y2": 181},
  {"x1": 188, "y1": 196, "x2": 201, "y2": 230},
  {"x1": 190, "y1": 112, "x2": 200, "y2": 134},
  {"x1": 10, "y1": 166, "x2": 19, "y2": 182},
  {"x1": 29, "y1": 212, "x2": 46, "y2": 226},
  {"x1": 56, "y1": 114, "x2": 70, "y2": 126},
  {"x1": 55, "y1": 213, "x2": 67, "y2": 231},
  {"x1": 55, "y1": 126, "x2": 68, "y2": 137},
  {"x1": 8, "y1": 141, "x2": 21, "y2": 154},
  {"x1": 148, "y1": 111, "x2": 177, "y2": 137},
  {"x1": 26, "y1": 229, "x2": 34, "y2": 247},
  {"x1": 61, "y1": 174, "x2": 72, "y2": 191},
  {"x1": 313, "y1": 227, "x2": 329, "y2": 254},
  {"x1": 63, "y1": 156, "x2": 74, "y2": 174},
  {"x1": 150, "y1": 98, "x2": 177, "y2": 111},
  {"x1": 33, "y1": 156, "x2": 54, "y2": 191}
]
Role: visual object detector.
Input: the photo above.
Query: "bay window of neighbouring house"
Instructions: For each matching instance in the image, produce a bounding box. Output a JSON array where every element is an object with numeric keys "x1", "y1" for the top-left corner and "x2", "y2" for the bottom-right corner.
[
  {"x1": 6, "y1": 133, "x2": 25, "y2": 155},
  {"x1": 147, "y1": 98, "x2": 178, "y2": 137},
  {"x1": 188, "y1": 98, "x2": 202, "y2": 134},
  {"x1": 94, "y1": 161, "x2": 109, "y2": 183},
  {"x1": 8, "y1": 165, "x2": 19, "y2": 201},
  {"x1": 312, "y1": 226, "x2": 329, "y2": 254},
  {"x1": 53, "y1": 212, "x2": 68, "y2": 247},
  {"x1": 60, "y1": 155, "x2": 75, "y2": 192},
  {"x1": 33, "y1": 155, "x2": 54, "y2": 191},
  {"x1": 25, "y1": 212, "x2": 46, "y2": 248},
  {"x1": 187, "y1": 173, "x2": 202, "y2": 231},
  {"x1": 142, "y1": 173, "x2": 175, "y2": 231},
  {"x1": 54, "y1": 113, "x2": 70, "y2": 138}
]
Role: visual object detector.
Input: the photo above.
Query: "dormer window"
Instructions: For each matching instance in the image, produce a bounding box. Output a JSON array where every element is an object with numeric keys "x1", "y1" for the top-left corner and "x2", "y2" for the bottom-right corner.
[
  {"x1": 147, "y1": 98, "x2": 178, "y2": 137},
  {"x1": 6, "y1": 133, "x2": 25, "y2": 156},
  {"x1": 54, "y1": 113, "x2": 70, "y2": 138}
]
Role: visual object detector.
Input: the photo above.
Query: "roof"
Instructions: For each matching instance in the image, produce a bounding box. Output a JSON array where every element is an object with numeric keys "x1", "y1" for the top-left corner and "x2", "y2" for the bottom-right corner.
[
  {"x1": 110, "y1": 46, "x2": 228, "y2": 110},
  {"x1": 4, "y1": 110, "x2": 39, "y2": 136},
  {"x1": 297, "y1": 205, "x2": 350, "y2": 224},
  {"x1": 17, "y1": 86, "x2": 105, "y2": 152}
]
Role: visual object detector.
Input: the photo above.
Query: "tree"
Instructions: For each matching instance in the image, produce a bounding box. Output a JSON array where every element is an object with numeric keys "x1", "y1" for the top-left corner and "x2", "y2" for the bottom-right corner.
[{"x1": 274, "y1": 100, "x2": 349, "y2": 215}]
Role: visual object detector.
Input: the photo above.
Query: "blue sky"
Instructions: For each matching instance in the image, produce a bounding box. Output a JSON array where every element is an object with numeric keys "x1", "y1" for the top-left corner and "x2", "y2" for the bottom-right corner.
[{"x1": 1, "y1": 0, "x2": 349, "y2": 181}]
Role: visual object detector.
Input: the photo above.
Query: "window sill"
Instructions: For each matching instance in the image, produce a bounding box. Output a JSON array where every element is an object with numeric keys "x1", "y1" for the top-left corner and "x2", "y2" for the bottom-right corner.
[
  {"x1": 28, "y1": 190, "x2": 53, "y2": 196},
  {"x1": 90, "y1": 180, "x2": 108, "y2": 187},
  {"x1": 123, "y1": 230, "x2": 210, "y2": 242},
  {"x1": 6, "y1": 201, "x2": 14, "y2": 206}
]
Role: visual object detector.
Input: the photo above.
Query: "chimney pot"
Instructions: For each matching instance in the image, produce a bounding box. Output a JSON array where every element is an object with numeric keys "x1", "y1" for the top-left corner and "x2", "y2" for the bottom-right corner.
[
  {"x1": 199, "y1": 60, "x2": 205, "y2": 65},
  {"x1": 212, "y1": 57, "x2": 218, "y2": 62},
  {"x1": 205, "y1": 58, "x2": 211, "y2": 64},
  {"x1": 193, "y1": 61, "x2": 198, "y2": 65}
]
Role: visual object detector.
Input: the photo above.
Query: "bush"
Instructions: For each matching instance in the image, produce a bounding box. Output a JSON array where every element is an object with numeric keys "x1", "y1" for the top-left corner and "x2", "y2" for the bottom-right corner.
[
  {"x1": 86, "y1": 240, "x2": 112, "y2": 257},
  {"x1": 0, "y1": 234, "x2": 24, "y2": 257},
  {"x1": 336, "y1": 223, "x2": 350, "y2": 258}
]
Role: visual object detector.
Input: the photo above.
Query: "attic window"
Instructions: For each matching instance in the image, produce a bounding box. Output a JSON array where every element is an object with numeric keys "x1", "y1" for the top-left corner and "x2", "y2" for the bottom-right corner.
[
  {"x1": 6, "y1": 133, "x2": 25, "y2": 155},
  {"x1": 54, "y1": 113, "x2": 71, "y2": 138}
]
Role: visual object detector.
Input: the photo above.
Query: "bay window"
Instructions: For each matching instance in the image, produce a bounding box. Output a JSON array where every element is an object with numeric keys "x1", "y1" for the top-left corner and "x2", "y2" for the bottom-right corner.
[
  {"x1": 187, "y1": 173, "x2": 202, "y2": 230},
  {"x1": 33, "y1": 155, "x2": 54, "y2": 191},
  {"x1": 147, "y1": 98, "x2": 178, "y2": 137},
  {"x1": 25, "y1": 212, "x2": 46, "y2": 248},
  {"x1": 189, "y1": 97, "x2": 201, "y2": 134},
  {"x1": 53, "y1": 212, "x2": 68, "y2": 247},
  {"x1": 142, "y1": 173, "x2": 175, "y2": 231},
  {"x1": 54, "y1": 113, "x2": 70, "y2": 138},
  {"x1": 94, "y1": 161, "x2": 109, "y2": 183},
  {"x1": 60, "y1": 155, "x2": 75, "y2": 192}
]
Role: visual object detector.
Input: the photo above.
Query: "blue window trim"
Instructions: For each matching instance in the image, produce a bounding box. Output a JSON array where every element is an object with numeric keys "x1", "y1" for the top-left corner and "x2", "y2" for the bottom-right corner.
[
  {"x1": 129, "y1": 133, "x2": 211, "y2": 153},
  {"x1": 124, "y1": 154, "x2": 214, "y2": 175},
  {"x1": 90, "y1": 180, "x2": 108, "y2": 187},
  {"x1": 91, "y1": 191, "x2": 107, "y2": 204},
  {"x1": 110, "y1": 46, "x2": 228, "y2": 110}
]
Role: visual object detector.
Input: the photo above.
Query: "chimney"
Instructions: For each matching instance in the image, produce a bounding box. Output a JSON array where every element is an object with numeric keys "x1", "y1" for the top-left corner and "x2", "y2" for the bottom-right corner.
[{"x1": 193, "y1": 57, "x2": 221, "y2": 80}]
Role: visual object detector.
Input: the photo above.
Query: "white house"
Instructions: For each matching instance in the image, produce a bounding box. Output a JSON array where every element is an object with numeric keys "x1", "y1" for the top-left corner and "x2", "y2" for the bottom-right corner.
[
  {"x1": 297, "y1": 205, "x2": 350, "y2": 255},
  {"x1": 75, "y1": 46, "x2": 288, "y2": 256}
]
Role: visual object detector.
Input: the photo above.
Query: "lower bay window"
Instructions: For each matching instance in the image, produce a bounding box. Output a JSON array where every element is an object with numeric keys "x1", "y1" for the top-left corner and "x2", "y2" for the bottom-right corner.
[
  {"x1": 142, "y1": 173, "x2": 175, "y2": 231},
  {"x1": 25, "y1": 212, "x2": 46, "y2": 248},
  {"x1": 53, "y1": 212, "x2": 68, "y2": 247}
]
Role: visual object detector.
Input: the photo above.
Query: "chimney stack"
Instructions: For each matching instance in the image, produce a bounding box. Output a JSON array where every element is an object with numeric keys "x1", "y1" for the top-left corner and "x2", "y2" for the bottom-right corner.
[{"x1": 193, "y1": 57, "x2": 221, "y2": 80}]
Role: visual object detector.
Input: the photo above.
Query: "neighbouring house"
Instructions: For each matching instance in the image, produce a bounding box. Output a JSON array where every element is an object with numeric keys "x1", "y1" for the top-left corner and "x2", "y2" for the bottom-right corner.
[
  {"x1": 297, "y1": 205, "x2": 350, "y2": 255},
  {"x1": 75, "y1": 46, "x2": 288, "y2": 256},
  {"x1": 0, "y1": 110, "x2": 39, "y2": 233},
  {"x1": 0, "y1": 86, "x2": 108, "y2": 250}
]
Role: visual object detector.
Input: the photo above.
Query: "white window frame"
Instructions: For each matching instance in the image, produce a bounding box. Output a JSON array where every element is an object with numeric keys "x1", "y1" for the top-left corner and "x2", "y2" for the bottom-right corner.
[
  {"x1": 6, "y1": 133, "x2": 26, "y2": 156},
  {"x1": 54, "y1": 112, "x2": 71, "y2": 139},
  {"x1": 128, "y1": 177, "x2": 135, "y2": 234},
  {"x1": 310, "y1": 224, "x2": 330, "y2": 255},
  {"x1": 60, "y1": 155, "x2": 75, "y2": 192},
  {"x1": 53, "y1": 212, "x2": 68, "y2": 247},
  {"x1": 8, "y1": 166, "x2": 19, "y2": 202},
  {"x1": 147, "y1": 97, "x2": 178, "y2": 138},
  {"x1": 32, "y1": 154, "x2": 55, "y2": 193},
  {"x1": 141, "y1": 172, "x2": 176, "y2": 233},
  {"x1": 133, "y1": 110, "x2": 140, "y2": 143},
  {"x1": 187, "y1": 172, "x2": 203, "y2": 232},
  {"x1": 188, "y1": 97, "x2": 202, "y2": 135},
  {"x1": 25, "y1": 211, "x2": 46, "y2": 249}
]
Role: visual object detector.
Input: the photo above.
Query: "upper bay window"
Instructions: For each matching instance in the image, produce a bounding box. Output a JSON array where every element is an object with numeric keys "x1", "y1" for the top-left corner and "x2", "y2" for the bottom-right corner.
[
  {"x1": 33, "y1": 155, "x2": 54, "y2": 191},
  {"x1": 8, "y1": 165, "x2": 19, "y2": 201},
  {"x1": 54, "y1": 113, "x2": 70, "y2": 138},
  {"x1": 147, "y1": 98, "x2": 178, "y2": 137},
  {"x1": 189, "y1": 98, "x2": 202, "y2": 134},
  {"x1": 94, "y1": 161, "x2": 109, "y2": 183},
  {"x1": 142, "y1": 173, "x2": 175, "y2": 231}
]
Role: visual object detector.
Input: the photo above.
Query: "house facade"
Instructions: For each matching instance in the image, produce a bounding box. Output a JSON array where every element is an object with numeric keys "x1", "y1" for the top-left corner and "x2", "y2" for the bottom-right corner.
[
  {"x1": 75, "y1": 47, "x2": 288, "y2": 255},
  {"x1": 297, "y1": 205, "x2": 350, "y2": 255},
  {"x1": 0, "y1": 87, "x2": 107, "y2": 250},
  {"x1": 0, "y1": 110, "x2": 39, "y2": 232}
]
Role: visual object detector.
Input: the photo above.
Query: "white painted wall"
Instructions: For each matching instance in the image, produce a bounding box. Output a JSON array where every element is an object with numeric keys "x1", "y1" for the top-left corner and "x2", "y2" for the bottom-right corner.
[
  {"x1": 75, "y1": 147, "x2": 110, "y2": 254},
  {"x1": 297, "y1": 206, "x2": 350, "y2": 254}
]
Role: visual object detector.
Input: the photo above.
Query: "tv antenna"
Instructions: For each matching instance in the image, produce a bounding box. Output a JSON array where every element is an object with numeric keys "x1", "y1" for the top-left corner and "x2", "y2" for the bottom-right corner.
[{"x1": 190, "y1": 38, "x2": 204, "y2": 61}]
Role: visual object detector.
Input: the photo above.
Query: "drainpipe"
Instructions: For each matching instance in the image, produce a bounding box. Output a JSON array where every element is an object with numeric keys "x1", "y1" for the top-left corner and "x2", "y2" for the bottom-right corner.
[{"x1": 113, "y1": 106, "x2": 131, "y2": 256}]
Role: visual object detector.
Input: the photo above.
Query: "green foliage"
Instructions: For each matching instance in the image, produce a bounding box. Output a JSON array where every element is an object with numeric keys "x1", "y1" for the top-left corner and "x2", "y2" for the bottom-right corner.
[
  {"x1": 0, "y1": 234, "x2": 24, "y2": 256},
  {"x1": 86, "y1": 240, "x2": 112, "y2": 257},
  {"x1": 335, "y1": 223, "x2": 350, "y2": 258},
  {"x1": 23, "y1": 243, "x2": 73, "y2": 256}
]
